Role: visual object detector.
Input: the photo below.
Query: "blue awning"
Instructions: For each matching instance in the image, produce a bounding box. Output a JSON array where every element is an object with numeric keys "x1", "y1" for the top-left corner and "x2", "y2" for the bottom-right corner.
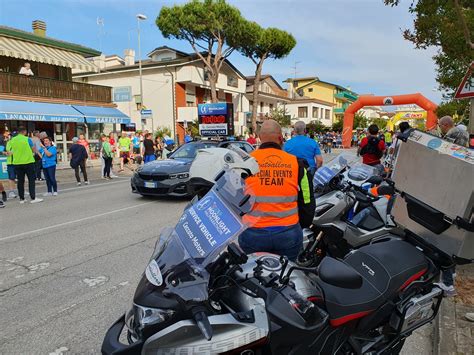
[
  {"x1": 72, "y1": 105, "x2": 131, "y2": 124},
  {"x1": 0, "y1": 99, "x2": 85, "y2": 123}
]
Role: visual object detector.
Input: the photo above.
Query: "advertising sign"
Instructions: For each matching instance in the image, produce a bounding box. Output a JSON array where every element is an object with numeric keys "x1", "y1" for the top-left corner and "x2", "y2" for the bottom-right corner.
[
  {"x1": 175, "y1": 190, "x2": 244, "y2": 262},
  {"x1": 198, "y1": 103, "x2": 234, "y2": 137},
  {"x1": 113, "y1": 86, "x2": 132, "y2": 102},
  {"x1": 0, "y1": 156, "x2": 7, "y2": 180}
]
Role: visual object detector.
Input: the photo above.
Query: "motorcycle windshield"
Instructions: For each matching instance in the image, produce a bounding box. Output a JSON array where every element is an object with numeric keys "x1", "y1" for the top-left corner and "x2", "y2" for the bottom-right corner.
[
  {"x1": 346, "y1": 163, "x2": 378, "y2": 182},
  {"x1": 313, "y1": 153, "x2": 359, "y2": 188},
  {"x1": 145, "y1": 169, "x2": 255, "y2": 303}
]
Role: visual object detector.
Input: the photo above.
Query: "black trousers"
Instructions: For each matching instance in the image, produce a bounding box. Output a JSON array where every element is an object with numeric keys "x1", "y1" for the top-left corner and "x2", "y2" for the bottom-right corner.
[
  {"x1": 14, "y1": 163, "x2": 36, "y2": 200},
  {"x1": 34, "y1": 156, "x2": 43, "y2": 179},
  {"x1": 74, "y1": 159, "x2": 88, "y2": 182},
  {"x1": 103, "y1": 157, "x2": 112, "y2": 177}
]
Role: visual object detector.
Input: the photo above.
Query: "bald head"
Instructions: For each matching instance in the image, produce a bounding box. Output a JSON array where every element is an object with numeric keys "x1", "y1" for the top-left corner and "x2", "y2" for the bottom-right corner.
[
  {"x1": 259, "y1": 119, "x2": 283, "y2": 146},
  {"x1": 439, "y1": 115, "x2": 454, "y2": 134}
]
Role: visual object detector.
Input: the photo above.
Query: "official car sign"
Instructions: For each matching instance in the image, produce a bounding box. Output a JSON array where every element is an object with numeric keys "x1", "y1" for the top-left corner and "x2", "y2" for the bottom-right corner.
[
  {"x1": 198, "y1": 103, "x2": 234, "y2": 137},
  {"x1": 175, "y1": 190, "x2": 244, "y2": 262}
]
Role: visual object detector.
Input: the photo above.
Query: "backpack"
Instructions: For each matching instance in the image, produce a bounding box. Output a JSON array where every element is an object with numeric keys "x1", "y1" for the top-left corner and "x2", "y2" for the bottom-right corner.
[{"x1": 360, "y1": 136, "x2": 383, "y2": 158}]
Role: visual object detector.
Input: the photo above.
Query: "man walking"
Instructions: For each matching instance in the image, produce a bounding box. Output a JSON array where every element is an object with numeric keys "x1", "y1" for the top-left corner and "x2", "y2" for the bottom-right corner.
[
  {"x1": 358, "y1": 124, "x2": 386, "y2": 174},
  {"x1": 69, "y1": 137, "x2": 89, "y2": 186},
  {"x1": 284, "y1": 121, "x2": 323, "y2": 176},
  {"x1": 239, "y1": 120, "x2": 315, "y2": 261},
  {"x1": 7, "y1": 127, "x2": 42, "y2": 204}
]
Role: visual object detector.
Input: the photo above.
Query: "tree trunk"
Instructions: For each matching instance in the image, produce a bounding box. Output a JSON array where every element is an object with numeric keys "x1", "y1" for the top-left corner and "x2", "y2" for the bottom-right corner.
[
  {"x1": 209, "y1": 71, "x2": 219, "y2": 103},
  {"x1": 251, "y1": 56, "x2": 266, "y2": 134}
]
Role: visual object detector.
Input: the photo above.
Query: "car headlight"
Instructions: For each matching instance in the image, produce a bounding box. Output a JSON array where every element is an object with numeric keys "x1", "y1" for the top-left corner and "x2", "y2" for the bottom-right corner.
[
  {"x1": 169, "y1": 172, "x2": 189, "y2": 179},
  {"x1": 125, "y1": 303, "x2": 175, "y2": 337}
]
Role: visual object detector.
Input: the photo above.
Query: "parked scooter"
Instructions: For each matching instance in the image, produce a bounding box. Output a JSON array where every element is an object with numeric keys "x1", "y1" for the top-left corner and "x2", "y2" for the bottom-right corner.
[{"x1": 299, "y1": 155, "x2": 400, "y2": 267}]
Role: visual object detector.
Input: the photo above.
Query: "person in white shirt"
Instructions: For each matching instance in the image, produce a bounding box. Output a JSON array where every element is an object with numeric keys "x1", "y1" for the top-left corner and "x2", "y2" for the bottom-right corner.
[{"x1": 19, "y1": 63, "x2": 34, "y2": 76}]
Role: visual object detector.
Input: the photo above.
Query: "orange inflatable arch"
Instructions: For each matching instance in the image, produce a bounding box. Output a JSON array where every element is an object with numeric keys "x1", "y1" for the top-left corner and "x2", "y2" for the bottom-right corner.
[{"x1": 342, "y1": 93, "x2": 438, "y2": 148}]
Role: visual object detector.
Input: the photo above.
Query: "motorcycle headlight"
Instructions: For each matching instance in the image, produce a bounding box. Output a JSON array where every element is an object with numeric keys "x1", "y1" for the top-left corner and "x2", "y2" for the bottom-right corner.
[
  {"x1": 126, "y1": 303, "x2": 175, "y2": 336},
  {"x1": 315, "y1": 203, "x2": 334, "y2": 217}
]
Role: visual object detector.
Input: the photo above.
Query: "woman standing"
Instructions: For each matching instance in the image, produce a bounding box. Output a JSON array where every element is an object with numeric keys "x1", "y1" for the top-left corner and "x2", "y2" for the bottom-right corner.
[
  {"x1": 39, "y1": 137, "x2": 58, "y2": 196},
  {"x1": 101, "y1": 134, "x2": 113, "y2": 179},
  {"x1": 154, "y1": 136, "x2": 163, "y2": 159},
  {"x1": 142, "y1": 133, "x2": 156, "y2": 163}
]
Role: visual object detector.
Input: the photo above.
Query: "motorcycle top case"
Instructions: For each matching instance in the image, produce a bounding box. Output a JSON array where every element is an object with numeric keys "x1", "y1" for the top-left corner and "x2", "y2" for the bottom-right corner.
[{"x1": 391, "y1": 129, "x2": 473, "y2": 259}]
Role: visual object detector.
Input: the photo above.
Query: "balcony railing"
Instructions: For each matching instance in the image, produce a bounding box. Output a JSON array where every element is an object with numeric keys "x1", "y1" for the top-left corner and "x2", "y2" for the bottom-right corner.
[
  {"x1": 334, "y1": 90, "x2": 358, "y2": 102},
  {"x1": 0, "y1": 72, "x2": 112, "y2": 103}
]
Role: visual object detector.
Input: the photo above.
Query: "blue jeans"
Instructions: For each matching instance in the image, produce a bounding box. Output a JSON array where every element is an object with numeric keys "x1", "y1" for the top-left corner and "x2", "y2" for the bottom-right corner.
[
  {"x1": 144, "y1": 154, "x2": 156, "y2": 163},
  {"x1": 43, "y1": 166, "x2": 57, "y2": 193},
  {"x1": 238, "y1": 224, "x2": 303, "y2": 261}
]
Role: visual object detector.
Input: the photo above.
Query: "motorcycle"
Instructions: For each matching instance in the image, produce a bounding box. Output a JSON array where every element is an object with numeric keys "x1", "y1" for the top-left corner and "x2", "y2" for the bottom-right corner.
[
  {"x1": 299, "y1": 155, "x2": 400, "y2": 267},
  {"x1": 102, "y1": 154, "x2": 463, "y2": 355}
]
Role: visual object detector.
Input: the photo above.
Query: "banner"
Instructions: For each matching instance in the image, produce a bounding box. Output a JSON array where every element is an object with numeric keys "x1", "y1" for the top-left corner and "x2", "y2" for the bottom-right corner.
[{"x1": 198, "y1": 103, "x2": 234, "y2": 137}]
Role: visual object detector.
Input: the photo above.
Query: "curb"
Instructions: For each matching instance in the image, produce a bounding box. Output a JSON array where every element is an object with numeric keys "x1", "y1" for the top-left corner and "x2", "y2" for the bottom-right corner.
[{"x1": 436, "y1": 297, "x2": 458, "y2": 355}]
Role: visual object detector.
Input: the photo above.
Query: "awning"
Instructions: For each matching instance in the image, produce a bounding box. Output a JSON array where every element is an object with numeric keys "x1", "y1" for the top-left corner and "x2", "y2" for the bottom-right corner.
[
  {"x1": 0, "y1": 99, "x2": 85, "y2": 123},
  {"x1": 72, "y1": 105, "x2": 131, "y2": 124},
  {"x1": 0, "y1": 36, "x2": 98, "y2": 73}
]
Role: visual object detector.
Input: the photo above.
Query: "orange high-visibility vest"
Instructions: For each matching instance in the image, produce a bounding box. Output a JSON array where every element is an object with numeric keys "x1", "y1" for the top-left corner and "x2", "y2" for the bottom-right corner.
[
  {"x1": 244, "y1": 148, "x2": 300, "y2": 228},
  {"x1": 370, "y1": 186, "x2": 391, "y2": 200}
]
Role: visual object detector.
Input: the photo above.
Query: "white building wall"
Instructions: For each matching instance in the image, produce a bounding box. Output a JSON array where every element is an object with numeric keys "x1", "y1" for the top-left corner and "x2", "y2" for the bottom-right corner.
[{"x1": 286, "y1": 102, "x2": 333, "y2": 127}]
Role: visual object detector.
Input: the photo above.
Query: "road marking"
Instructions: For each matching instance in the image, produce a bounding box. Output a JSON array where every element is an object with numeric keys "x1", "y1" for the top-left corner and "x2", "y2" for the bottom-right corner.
[
  {"x1": 0, "y1": 202, "x2": 154, "y2": 243},
  {"x1": 83, "y1": 276, "x2": 108, "y2": 287},
  {"x1": 57, "y1": 178, "x2": 129, "y2": 193},
  {"x1": 49, "y1": 346, "x2": 69, "y2": 355}
]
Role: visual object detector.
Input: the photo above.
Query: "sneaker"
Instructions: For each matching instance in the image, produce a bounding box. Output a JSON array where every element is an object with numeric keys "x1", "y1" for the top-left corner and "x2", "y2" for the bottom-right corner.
[
  {"x1": 43, "y1": 192, "x2": 52, "y2": 197},
  {"x1": 53, "y1": 192, "x2": 58, "y2": 196},
  {"x1": 102, "y1": 176, "x2": 107, "y2": 179},
  {"x1": 77, "y1": 182, "x2": 82, "y2": 186},
  {"x1": 111, "y1": 174, "x2": 118, "y2": 178},
  {"x1": 85, "y1": 181, "x2": 90, "y2": 185},
  {"x1": 465, "y1": 313, "x2": 474, "y2": 322},
  {"x1": 434, "y1": 282, "x2": 457, "y2": 297},
  {"x1": 8, "y1": 191, "x2": 16, "y2": 199},
  {"x1": 19, "y1": 199, "x2": 25, "y2": 204},
  {"x1": 0, "y1": 201, "x2": 4, "y2": 208},
  {"x1": 107, "y1": 176, "x2": 113, "y2": 180},
  {"x1": 30, "y1": 198, "x2": 44, "y2": 204},
  {"x1": 1, "y1": 191, "x2": 6, "y2": 202}
]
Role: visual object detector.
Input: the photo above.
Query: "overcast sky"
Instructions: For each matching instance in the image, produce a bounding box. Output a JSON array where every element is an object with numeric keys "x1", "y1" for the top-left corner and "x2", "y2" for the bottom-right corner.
[{"x1": 0, "y1": 0, "x2": 441, "y2": 103}]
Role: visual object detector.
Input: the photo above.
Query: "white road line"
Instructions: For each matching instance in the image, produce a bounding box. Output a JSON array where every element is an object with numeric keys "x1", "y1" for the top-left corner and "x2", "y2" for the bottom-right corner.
[
  {"x1": 56, "y1": 178, "x2": 129, "y2": 192},
  {"x1": 0, "y1": 202, "x2": 154, "y2": 243}
]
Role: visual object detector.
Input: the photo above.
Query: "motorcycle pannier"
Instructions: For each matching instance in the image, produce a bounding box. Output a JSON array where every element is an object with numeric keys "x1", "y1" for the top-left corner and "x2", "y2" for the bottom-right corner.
[{"x1": 391, "y1": 130, "x2": 473, "y2": 259}]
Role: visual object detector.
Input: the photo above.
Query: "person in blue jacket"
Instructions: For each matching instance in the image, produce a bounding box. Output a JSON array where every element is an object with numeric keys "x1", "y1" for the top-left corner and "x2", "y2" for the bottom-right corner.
[{"x1": 39, "y1": 137, "x2": 58, "y2": 196}]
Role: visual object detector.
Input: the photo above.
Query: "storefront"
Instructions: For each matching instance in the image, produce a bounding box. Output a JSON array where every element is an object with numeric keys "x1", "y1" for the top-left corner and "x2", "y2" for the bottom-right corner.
[{"x1": 0, "y1": 99, "x2": 131, "y2": 163}]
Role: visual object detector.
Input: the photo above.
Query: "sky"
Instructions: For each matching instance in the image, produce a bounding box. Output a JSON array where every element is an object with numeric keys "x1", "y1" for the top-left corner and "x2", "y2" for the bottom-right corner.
[{"x1": 0, "y1": 0, "x2": 442, "y2": 103}]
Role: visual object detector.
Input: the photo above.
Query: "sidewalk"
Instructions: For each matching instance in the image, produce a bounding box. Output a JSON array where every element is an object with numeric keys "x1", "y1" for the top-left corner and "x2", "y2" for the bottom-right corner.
[{"x1": 436, "y1": 264, "x2": 474, "y2": 355}]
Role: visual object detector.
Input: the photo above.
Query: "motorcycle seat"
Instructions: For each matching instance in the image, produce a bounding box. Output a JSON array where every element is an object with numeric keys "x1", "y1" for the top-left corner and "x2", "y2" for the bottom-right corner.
[{"x1": 316, "y1": 239, "x2": 428, "y2": 327}]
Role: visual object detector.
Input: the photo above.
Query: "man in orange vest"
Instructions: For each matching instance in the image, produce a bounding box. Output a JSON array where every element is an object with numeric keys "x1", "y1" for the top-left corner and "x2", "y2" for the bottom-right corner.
[{"x1": 240, "y1": 120, "x2": 315, "y2": 261}]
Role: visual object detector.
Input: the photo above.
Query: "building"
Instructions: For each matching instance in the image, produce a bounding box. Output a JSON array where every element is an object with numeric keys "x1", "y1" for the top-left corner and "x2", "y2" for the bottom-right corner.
[
  {"x1": 244, "y1": 75, "x2": 290, "y2": 122},
  {"x1": 73, "y1": 46, "x2": 247, "y2": 141},
  {"x1": 357, "y1": 106, "x2": 382, "y2": 119},
  {"x1": 0, "y1": 21, "x2": 130, "y2": 163},
  {"x1": 285, "y1": 98, "x2": 334, "y2": 127},
  {"x1": 284, "y1": 76, "x2": 358, "y2": 123}
]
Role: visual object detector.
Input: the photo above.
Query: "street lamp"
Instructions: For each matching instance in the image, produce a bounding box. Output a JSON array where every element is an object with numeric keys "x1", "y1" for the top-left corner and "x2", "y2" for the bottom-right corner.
[{"x1": 136, "y1": 14, "x2": 148, "y2": 131}]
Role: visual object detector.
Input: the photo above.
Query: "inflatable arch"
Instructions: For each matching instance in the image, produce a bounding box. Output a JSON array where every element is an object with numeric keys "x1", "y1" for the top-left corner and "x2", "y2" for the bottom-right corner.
[{"x1": 342, "y1": 93, "x2": 438, "y2": 148}]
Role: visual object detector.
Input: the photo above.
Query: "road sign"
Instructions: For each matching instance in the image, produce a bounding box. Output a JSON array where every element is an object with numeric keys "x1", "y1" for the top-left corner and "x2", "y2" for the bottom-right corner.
[
  {"x1": 113, "y1": 86, "x2": 132, "y2": 102},
  {"x1": 141, "y1": 109, "x2": 152, "y2": 119},
  {"x1": 454, "y1": 62, "x2": 474, "y2": 99}
]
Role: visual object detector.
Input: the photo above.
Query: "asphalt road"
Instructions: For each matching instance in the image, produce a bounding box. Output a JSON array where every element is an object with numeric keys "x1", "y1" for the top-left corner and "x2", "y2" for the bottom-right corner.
[{"x1": 0, "y1": 156, "x2": 432, "y2": 354}]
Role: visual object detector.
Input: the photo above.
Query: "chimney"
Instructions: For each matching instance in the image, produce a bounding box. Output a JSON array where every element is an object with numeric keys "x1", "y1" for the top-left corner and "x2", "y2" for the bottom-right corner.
[
  {"x1": 32, "y1": 20, "x2": 46, "y2": 37},
  {"x1": 91, "y1": 55, "x2": 106, "y2": 70},
  {"x1": 124, "y1": 49, "x2": 135, "y2": 66}
]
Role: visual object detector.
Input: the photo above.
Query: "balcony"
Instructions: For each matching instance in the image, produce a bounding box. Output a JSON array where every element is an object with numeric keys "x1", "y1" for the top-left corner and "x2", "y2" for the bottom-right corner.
[
  {"x1": 0, "y1": 72, "x2": 112, "y2": 104},
  {"x1": 334, "y1": 107, "x2": 345, "y2": 114},
  {"x1": 334, "y1": 90, "x2": 358, "y2": 102}
]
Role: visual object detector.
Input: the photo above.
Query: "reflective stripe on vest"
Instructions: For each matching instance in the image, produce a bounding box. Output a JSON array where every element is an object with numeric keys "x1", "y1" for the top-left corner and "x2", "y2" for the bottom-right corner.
[{"x1": 244, "y1": 148, "x2": 299, "y2": 228}]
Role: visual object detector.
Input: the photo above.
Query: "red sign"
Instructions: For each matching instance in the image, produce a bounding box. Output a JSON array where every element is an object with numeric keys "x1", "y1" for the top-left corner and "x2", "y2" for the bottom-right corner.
[
  {"x1": 454, "y1": 62, "x2": 474, "y2": 99},
  {"x1": 200, "y1": 115, "x2": 226, "y2": 124}
]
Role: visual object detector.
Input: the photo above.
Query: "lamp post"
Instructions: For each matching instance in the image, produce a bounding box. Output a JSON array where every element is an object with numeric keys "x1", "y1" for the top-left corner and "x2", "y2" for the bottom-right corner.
[{"x1": 136, "y1": 14, "x2": 148, "y2": 132}]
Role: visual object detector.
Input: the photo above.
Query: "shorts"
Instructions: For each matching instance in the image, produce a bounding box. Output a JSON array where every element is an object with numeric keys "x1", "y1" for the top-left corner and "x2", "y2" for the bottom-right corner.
[
  {"x1": 120, "y1": 151, "x2": 130, "y2": 160},
  {"x1": 133, "y1": 147, "x2": 140, "y2": 155},
  {"x1": 7, "y1": 164, "x2": 16, "y2": 180}
]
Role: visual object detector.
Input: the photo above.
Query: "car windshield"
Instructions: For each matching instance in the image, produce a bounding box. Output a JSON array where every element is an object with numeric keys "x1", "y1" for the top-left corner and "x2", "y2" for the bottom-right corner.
[
  {"x1": 170, "y1": 142, "x2": 217, "y2": 159},
  {"x1": 146, "y1": 169, "x2": 256, "y2": 302}
]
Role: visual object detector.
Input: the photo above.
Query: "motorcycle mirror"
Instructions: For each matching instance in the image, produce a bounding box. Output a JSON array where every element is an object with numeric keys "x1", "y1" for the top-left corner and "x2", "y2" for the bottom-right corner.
[
  {"x1": 366, "y1": 176, "x2": 383, "y2": 185},
  {"x1": 318, "y1": 257, "x2": 363, "y2": 289}
]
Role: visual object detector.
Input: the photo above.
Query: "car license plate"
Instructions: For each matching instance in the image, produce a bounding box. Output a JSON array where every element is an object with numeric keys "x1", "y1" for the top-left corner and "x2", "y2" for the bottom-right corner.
[{"x1": 144, "y1": 181, "x2": 156, "y2": 188}]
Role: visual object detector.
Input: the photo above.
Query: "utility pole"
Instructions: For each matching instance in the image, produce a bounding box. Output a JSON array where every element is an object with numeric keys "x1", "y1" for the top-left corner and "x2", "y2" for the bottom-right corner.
[{"x1": 136, "y1": 14, "x2": 148, "y2": 131}]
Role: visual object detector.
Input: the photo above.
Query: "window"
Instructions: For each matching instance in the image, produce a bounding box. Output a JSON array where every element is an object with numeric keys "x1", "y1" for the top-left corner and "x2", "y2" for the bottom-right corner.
[
  {"x1": 203, "y1": 69, "x2": 211, "y2": 81},
  {"x1": 160, "y1": 57, "x2": 173, "y2": 61},
  {"x1": 320, "y1": 108, "x2": 324, "y2": 118},
  {"x1": 227, "y1": 76, "x2": 238, "y2": 88},
  {"x1": 312, "y1": 107, "x2": 318, "y2": 118},
  {"x1": 325, "y1": 109, "x2": 330, "y2": 120},
  {"x1": 308, "y1": 88, "x2": 313, "y2": 92},
  {"x1": 298, "y1": 106, "x2": 308, "y2": 118},
  {"x1": 293, "y1": 81, "x2": 299, "y2": 87}
]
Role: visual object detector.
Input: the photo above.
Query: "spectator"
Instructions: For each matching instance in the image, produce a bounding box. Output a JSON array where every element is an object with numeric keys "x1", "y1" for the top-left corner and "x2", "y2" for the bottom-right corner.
[
  {"x1": 184, "y1": 130, "x2": 192, "y2": 143},
  {"x1": 246, "y1": 133, "x2": 257, "y2": 146},
  {"x1": 155, "y1": 136, "x2": 163, "y2": 159},
  {"x1": 284, "y1": 121, "x2": 323, "y2": 176},
  {"x1": 436, "y1": 116, "x2": 469, "y2": 147},
  {"x1": 132, "y1": 132, "x2": 141, "y2": 155},
  {"x1": 108, "y1": 132, "x2": 118, "y2": 177},
  {"x1": 77, "y1": 133, "x2": 90, "y2": 155},
  {"x1": 4, "y1": 130, "x2": 17, "y2": 198},
  {"x1": 31, "y1": 130, "x2": 43, "y2": 181},
  {"x1": 101, "y1": 134, "x2": 113, "y2": 179},
  {"x1": 19, "y1": 62, "x2": 34, "y2": 76},
  {"x1": 142, "y1": 133, "x2": 156, "y2": 163},
  {"x1": 117, "y1": 132, "x2": 132, "y2": 171},
  {"x1": 69, "y1": 137, "x2": 89, "y2": 186},
  {"x1": 8, "y1": 126, "x2": 43, "y2": 204},
  {"x1": 358, "y1": 124, "x2": 386, "y2": 174},
  {"x1": 38, "y1": 137, "x2": 58, "y2": 196}
]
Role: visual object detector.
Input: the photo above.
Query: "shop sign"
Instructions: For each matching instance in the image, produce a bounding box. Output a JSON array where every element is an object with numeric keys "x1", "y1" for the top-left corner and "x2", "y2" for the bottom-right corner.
[{"x1": 113, "y1": 86, "x2": 132, "y2": 102}]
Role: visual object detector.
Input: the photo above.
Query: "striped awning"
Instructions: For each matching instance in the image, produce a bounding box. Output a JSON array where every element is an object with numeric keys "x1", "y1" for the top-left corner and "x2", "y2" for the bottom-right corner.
[{"x1": 0, "y1": 36, "x2": 98, "y2": 72}]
